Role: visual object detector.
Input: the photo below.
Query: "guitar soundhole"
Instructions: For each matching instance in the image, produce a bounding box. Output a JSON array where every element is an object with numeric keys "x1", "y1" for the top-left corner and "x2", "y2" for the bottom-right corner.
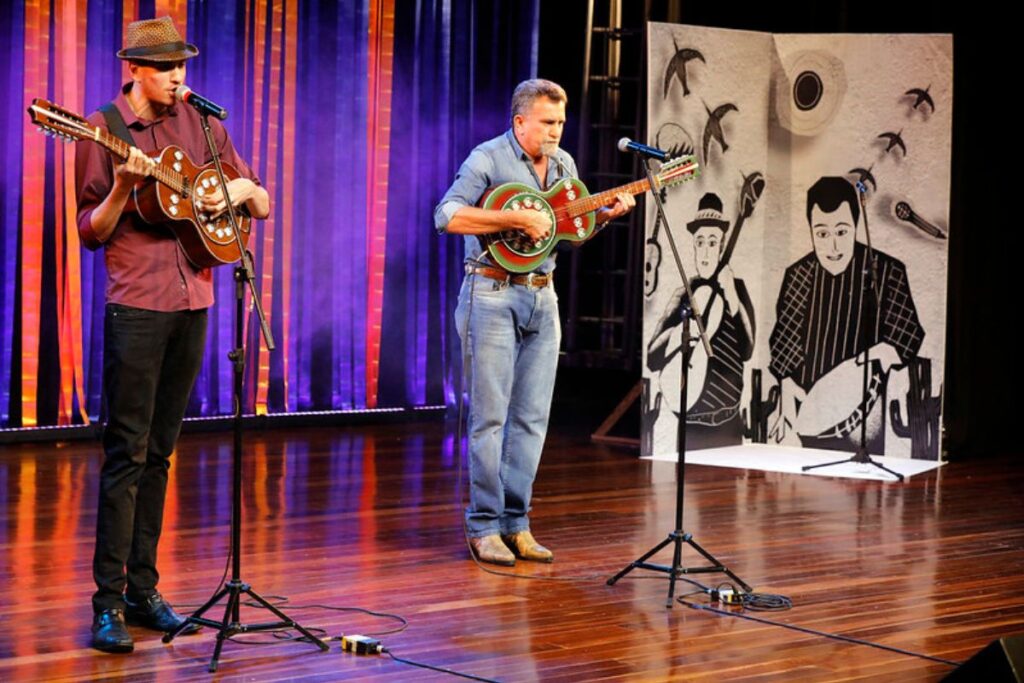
[
  {"x1": 498, "y1": 192, "x2": 554, "y2": 256},
  {"x1": 500, "y1": 229, "x2": 544, "y2": 254}
]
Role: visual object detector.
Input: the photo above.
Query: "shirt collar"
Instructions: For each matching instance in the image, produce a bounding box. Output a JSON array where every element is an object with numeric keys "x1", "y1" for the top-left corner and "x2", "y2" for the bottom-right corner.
[
  {"x1": 506, "y1": 128, "x2": 531, "y2": 161},
  {"x1": 116, "y1": 82, "x2": 180, "y2": 129}
]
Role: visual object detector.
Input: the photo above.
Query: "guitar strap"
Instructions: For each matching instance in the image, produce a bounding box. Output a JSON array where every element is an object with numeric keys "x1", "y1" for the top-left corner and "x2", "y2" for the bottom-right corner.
[{"x1": 99, "y1": 102, "x2": 134, "y2": 146}]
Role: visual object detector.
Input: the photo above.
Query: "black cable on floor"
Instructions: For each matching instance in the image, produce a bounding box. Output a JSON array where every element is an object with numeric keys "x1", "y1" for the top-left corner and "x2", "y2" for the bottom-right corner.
[
  {"x1": 677, "y1": 597, "x2": 962, "y2": 667},
  {"x1": 242, "y1": 595, "x2": 409, "y2": 636},
  {"x1": 384, "y1": 649, "x2": 501, "y2": 683},
  {"x1": 174, "y1": 594, "x2": 409, "y2": 646}
]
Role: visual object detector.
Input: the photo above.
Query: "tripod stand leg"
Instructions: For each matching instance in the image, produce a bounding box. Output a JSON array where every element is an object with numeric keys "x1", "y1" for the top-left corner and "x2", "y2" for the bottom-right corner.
[
  {"x1": 868, "y1": 460, "x2": 905, "y2": 481},
  {"x1": 803, "y1": 456, "x2": 904, "y2": 481},
  {"x1": 666, "y1": 534, "x2": 684, "y2": 607},
  {"x1": 802, "y1": 456, "x2": 856, "y2": 472},
  {"x1": 607, "y1": 533, "x2": 675, "y2": 585},
  {"x1": 242, "y1": 586, "x2": 330, "y2": 651},
  {"x1": 686, "y1": 535, "x2": 753, "y2": 592},
  {"x1": 163, "y1": 584, "x2": 231, "y2": 643},
  {"x1": 208, "y1": 586, "x2": 241, "y2": 672}
]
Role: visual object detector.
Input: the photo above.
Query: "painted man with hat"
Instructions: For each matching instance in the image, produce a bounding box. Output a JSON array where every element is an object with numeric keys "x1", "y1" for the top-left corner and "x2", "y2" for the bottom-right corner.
[
  {"x1": 647, "y1": 191, "x2": 755, "y2": 444},
  {"x1": 75, "y1": 16, "x2": 269, "y2": 653}
]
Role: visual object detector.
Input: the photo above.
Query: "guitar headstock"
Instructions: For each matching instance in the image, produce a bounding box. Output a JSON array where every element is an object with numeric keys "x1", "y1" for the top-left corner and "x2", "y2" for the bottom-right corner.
[
  {"x1": 27, "y1": 98, "x2": 94, "y2": 144},
  {"x1": 655, "y1": 155, "x2": 700, "y2": 189}
]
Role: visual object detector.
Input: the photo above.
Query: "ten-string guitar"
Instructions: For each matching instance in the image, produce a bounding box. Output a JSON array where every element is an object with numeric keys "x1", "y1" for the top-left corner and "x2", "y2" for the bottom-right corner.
[
  {"x1": 479, "y1": 155, "x2": 700, "y2": 273},
  {"x1": 28, "y1": 98, "x2": 250, "y2": 268}
]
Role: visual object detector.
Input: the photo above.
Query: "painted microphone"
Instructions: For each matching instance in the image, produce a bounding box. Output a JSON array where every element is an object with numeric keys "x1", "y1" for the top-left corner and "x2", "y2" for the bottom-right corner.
[
  {"x1": 175, "y1": 85, "x2": 228, "y2": 120},
  {"x1": 894, "y1": 200, "x2": 946, "y2": 240}
]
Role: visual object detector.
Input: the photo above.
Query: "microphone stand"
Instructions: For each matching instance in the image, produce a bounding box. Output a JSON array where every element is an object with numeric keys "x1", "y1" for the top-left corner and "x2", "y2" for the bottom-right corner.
[
  {"x1": 801, "y1": 182, "x2": 904, "y2": 481},
  {"x1": 162, "y1": 112, "x2": 329, "y2": 671},
  {"x1": 607, "y1": 154, "x2": 752, "y2": 606}
]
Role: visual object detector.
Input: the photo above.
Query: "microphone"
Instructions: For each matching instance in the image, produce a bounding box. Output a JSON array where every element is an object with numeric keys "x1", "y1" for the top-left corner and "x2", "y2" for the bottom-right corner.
[
  {"x1": 893, "y1": 200, "x2": 946, "y2": 240},
  {"x1": 547, "y1": 147, "x2": 567, "y2": 180},
  {"x1": 175, "y1": 85, "x2": 228, "y2": 120},
  {"x1": 617, "y1": 137, "x2": 669, "y2": 162}
]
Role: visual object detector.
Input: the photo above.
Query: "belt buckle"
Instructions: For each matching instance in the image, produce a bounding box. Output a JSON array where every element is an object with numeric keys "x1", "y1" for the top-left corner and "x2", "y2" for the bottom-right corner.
[{"x1": 525, "y1": 273, "x2": 542, "y2": 290}]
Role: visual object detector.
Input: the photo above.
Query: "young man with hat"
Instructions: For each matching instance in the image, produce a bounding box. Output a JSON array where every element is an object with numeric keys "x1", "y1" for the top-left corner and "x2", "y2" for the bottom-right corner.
[{"x1": 75, "y1": 16, "x2": 269, "y2": 653}]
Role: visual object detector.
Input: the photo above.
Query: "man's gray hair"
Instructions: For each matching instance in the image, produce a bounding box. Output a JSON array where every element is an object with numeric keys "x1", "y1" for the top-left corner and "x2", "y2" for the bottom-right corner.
[{"x1": 510, "y1": 79, "x2": 567, "y2": 121}]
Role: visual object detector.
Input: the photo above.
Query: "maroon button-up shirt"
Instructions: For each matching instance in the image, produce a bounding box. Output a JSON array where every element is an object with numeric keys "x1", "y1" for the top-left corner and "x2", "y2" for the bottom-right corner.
[{"x1": 75, "y1": 83, "x2": 260, "y2": 312}]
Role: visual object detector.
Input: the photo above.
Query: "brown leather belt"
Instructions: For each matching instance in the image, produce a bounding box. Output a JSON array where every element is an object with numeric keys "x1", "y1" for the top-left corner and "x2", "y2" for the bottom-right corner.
[{"x1": 467, "y1": 265, "x2": 552, "y2": 289}]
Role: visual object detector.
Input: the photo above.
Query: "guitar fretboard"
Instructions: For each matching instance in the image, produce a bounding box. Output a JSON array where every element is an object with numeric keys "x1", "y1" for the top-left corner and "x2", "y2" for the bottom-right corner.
[
  {"x1": 95, "y1": 129, "x2": 189, "y2": 196},
  {"x1": 563, "y1": 179, "x2": 652, "y2": 217}
]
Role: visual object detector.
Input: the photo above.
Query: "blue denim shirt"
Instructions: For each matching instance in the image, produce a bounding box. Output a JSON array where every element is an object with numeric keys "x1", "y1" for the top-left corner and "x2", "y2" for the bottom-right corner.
[{"x1": 434, "y1": 129, "x2": 578, "y2": 274}]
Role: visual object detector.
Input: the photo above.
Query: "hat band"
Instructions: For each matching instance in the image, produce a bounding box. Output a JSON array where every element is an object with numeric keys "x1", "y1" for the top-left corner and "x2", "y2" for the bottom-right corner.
[{"x1": 122, "y1": 41, "x2": 189, "y2": 58}]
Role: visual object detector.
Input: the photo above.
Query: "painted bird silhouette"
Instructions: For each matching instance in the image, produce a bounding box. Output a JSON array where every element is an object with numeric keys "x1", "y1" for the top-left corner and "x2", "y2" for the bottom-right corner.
[
  {"x1": 904, "y1": 85, "x2": 934, "y2": 112},
  {"x1": 702, "y1": 101, "x2": 738, "y2": 162},
  {"x1": 848, "y1": 165, "x2": 877, "y2": 192},
  {"x1": 655, "y1": 122, "x2": 696, "y2": 159},
  {"x1": 663, "y1": 37, "x2": 705, "y2": 98},
  {"x1": 877, "y1": 130, "x2": 907, "y2": 157}
]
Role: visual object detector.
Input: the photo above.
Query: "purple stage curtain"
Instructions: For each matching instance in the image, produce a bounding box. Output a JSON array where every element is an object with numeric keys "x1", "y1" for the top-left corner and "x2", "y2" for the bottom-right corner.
[{"x1": 0, "y1": 0, "x2": 538, "y2": 429}]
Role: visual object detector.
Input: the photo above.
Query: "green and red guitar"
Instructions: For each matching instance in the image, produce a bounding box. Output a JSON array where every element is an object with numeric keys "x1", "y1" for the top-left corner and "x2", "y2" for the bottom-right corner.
[{"x1": 478, "y1": 155, "x2": 700, "y2": 273}]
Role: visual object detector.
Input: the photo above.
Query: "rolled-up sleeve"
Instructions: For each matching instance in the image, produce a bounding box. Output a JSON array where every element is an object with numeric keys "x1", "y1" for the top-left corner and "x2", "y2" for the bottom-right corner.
[
  {"x1": 433, "y1": 148, "x2": 492, "y2": 233},
  {"x1": 75, "y1": 117, "x2": 115, "y2": 251}
]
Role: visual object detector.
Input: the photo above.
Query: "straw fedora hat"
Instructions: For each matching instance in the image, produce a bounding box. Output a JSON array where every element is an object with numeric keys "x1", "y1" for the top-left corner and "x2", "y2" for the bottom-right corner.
[{"x1": 117, "y1": 16, "x2": 198, "y2": 62}]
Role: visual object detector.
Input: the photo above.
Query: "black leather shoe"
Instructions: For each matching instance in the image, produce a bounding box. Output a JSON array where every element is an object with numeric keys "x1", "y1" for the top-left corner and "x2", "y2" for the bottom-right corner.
[
  {"x1": 125, "y1": 593, "x2": 201, "y2": 634},
  {"x1": 91, "y1": 609, "x2": 133, "y2": 653}
]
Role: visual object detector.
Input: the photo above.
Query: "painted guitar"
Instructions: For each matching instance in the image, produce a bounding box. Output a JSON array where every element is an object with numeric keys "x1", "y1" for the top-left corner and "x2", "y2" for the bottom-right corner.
[
  {"x1": 27, "y1": 98, "x2": 250, "y2": 269},
  {"x1": 479, "y1": 155, "x2": 700, "y2": 273}
]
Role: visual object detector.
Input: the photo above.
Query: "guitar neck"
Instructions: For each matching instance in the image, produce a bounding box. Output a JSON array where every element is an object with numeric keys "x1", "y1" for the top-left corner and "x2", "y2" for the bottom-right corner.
[
  {"x1": 30, "y1": 100, "x2": 190, "y2": 195},
  {"x1": 94, "y1": 130, "x2": 187, "y2": 194},
  {"x1": 566, "y1": 178, "x2": 651, "y2": 217},
  {"x1": 92, "y1": 127, "x2": 132, "y2": 163}
]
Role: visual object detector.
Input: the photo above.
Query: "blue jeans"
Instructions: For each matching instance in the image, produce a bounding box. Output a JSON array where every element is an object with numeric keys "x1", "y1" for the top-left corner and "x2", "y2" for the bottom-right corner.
[{"x1": 455, "y1": 273, "x2": 561, "y2": 538}]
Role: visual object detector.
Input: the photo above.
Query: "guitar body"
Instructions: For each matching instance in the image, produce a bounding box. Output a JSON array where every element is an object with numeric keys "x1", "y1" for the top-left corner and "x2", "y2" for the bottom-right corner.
[
  {"x1": 478, "y1": 178, "x2": 596, "y2": 273},
  {"x1": 133, "y1": 145, "x2": 251, "y2": 268}
]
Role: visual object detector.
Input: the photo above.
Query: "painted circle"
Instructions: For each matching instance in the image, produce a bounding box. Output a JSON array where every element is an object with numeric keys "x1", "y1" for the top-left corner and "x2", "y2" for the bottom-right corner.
[{"x1": 793, "y1": 70, "x2": 823, "y2": 111}]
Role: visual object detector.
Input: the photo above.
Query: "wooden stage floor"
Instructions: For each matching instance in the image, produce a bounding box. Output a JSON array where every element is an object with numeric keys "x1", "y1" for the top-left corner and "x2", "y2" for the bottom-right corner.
[{"x1": 1, "y1": 421, "x2": 1021, "y2": 681}]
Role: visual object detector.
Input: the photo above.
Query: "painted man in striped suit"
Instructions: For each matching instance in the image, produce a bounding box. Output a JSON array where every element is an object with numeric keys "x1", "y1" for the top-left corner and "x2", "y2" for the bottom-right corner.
[{"x1": 767, "y1": 176, "x2": 924, "y2": 449}]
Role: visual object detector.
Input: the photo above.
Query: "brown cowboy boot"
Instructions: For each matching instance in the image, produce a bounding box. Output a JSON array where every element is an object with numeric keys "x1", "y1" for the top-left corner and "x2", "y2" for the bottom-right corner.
[
  {"x1": 502, "y1": 530, "x2": 554, "y2": 563},
  {"x1": 469, "y1": 534, "x2": 516, "y2": 566}
]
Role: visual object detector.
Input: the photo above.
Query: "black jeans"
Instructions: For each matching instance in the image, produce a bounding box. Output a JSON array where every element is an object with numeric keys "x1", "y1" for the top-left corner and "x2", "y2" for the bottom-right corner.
[{"x1": 92, "y1": 304, "x2": 207, "y2": 614}]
